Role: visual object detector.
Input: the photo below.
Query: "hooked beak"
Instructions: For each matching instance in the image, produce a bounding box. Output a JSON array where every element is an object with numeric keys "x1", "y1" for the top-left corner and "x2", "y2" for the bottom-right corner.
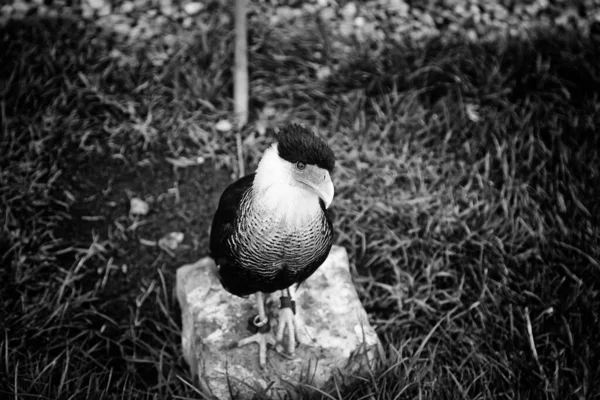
[{"x1": 299, "y1": 170, "x2": 334, "y2": 209}]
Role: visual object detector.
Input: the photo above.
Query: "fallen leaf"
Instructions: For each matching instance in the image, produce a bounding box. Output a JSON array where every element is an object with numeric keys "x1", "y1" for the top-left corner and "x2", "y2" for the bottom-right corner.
[
  {"x1": 256, "y1": 120, "x2": 267, "y2": 136},
  {"x1": 465, "y1": 103, "x2": 481, "y2": 122},
  {"x1": 316, "y1": 66, "x2": 332, "y2": 80},
  {"x1": 184, "y1": 2, "x2": 204, "y2": 15},
  {"x1": 166, "y1": 156, "x2": 200, "y2": 168},
  {"x1": 130, "y1": 197, "x2": 149, "y2": 215},
  {"x1": 215, "y1": 119, "x2": 233, "y2": 132},
  {"x1": 262, "y1": 106, "x2": 276, "y2": 117},
  {"x1": 158, "y1": 232, "x2": 185, "y2": 251},
  {"x1": 139, "y1": 238, "x2": 157, "y2": 246}
]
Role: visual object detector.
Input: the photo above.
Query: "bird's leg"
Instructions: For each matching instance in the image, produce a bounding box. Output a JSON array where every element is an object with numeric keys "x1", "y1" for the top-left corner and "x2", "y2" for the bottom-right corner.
[
  {"x1": 275, "y1": 288, "x2": 300, "y2": 358},
  {"x1": 234, "y1": 292, "x2": 275, "y2": 367}
]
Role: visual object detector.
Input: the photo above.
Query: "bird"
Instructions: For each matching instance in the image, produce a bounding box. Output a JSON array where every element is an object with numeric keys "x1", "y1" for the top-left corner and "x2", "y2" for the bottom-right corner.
[{"x1": 209, "y1": 123, "x2": 335, "y2": 367}]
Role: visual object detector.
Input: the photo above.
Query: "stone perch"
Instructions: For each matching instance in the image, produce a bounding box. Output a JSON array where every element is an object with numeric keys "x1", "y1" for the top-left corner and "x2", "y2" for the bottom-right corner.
[{"x1": 176, "y1": 245, "x2": 382, "y2": 399}]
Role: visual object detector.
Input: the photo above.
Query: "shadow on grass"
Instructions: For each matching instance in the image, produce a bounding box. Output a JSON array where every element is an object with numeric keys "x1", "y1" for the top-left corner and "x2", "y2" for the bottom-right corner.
[
  {"x1": 322, "y1": 26, "x2": 600, "y2": 400},
  {"x1": 1, "y1": 16, "x2": 231, "y2": 398},
  {"x1": 1, "y1": 11, "x2": 599, "y2": 400}
]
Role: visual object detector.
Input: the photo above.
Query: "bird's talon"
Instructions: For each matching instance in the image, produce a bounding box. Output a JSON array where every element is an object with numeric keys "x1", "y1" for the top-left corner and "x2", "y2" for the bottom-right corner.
[
  {"x1": 234, "y1": 331, "x2": 276, "y2": 367},
  {"x1": 275, "y1": 343, "x2": 295, "y2": 359}
]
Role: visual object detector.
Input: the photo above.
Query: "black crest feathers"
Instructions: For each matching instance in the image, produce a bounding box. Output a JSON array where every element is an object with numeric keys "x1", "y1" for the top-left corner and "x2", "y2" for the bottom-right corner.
[{"x1": 276, "y1": 124, "x2": 336, "y2": 171}]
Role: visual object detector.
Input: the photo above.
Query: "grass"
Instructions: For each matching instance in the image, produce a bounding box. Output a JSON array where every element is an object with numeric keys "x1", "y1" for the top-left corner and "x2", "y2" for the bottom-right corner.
[{"x1": 1, "y1": 7, "x2": 599, "y2": 400}]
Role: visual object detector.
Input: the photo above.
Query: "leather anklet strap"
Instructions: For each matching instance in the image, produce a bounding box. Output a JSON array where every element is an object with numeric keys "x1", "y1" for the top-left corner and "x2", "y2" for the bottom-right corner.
[{"x1": 279, "y1": 296, "x2": 296, "y2": 314}]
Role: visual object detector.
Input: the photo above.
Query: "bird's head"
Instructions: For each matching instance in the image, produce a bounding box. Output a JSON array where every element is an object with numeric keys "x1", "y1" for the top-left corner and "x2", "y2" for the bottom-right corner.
[{"x1": 253, "y1": 124, "x2": 336, "y2": 211}]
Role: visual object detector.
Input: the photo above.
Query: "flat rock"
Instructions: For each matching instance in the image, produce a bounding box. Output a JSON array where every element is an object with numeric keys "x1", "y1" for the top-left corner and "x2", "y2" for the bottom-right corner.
[{"x1": 176, "y1": 245, "x2": 382, "y2": 400}]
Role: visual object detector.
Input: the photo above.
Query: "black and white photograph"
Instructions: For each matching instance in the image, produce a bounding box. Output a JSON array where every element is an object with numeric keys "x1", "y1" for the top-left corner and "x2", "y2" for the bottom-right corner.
[{"x1": 1, "y1": 0, "x2": 599, "y2": 398}]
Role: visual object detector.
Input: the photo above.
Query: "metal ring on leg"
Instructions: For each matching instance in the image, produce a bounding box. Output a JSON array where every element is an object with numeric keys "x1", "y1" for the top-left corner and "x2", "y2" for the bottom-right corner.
[{"x1": 247, "y1": 314, "x2": 271, "y2": 333}]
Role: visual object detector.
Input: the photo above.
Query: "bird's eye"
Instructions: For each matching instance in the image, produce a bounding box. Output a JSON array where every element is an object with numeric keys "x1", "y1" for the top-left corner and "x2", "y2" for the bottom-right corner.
[{"x1": 296, "y1": 161, "x2": 306, "y2": 170}]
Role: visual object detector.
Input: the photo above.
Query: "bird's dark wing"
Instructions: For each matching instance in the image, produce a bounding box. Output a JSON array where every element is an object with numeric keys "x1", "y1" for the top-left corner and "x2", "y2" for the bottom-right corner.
[{"x1": 209, "y1": 173, "x2": 255, "y2": 261}]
